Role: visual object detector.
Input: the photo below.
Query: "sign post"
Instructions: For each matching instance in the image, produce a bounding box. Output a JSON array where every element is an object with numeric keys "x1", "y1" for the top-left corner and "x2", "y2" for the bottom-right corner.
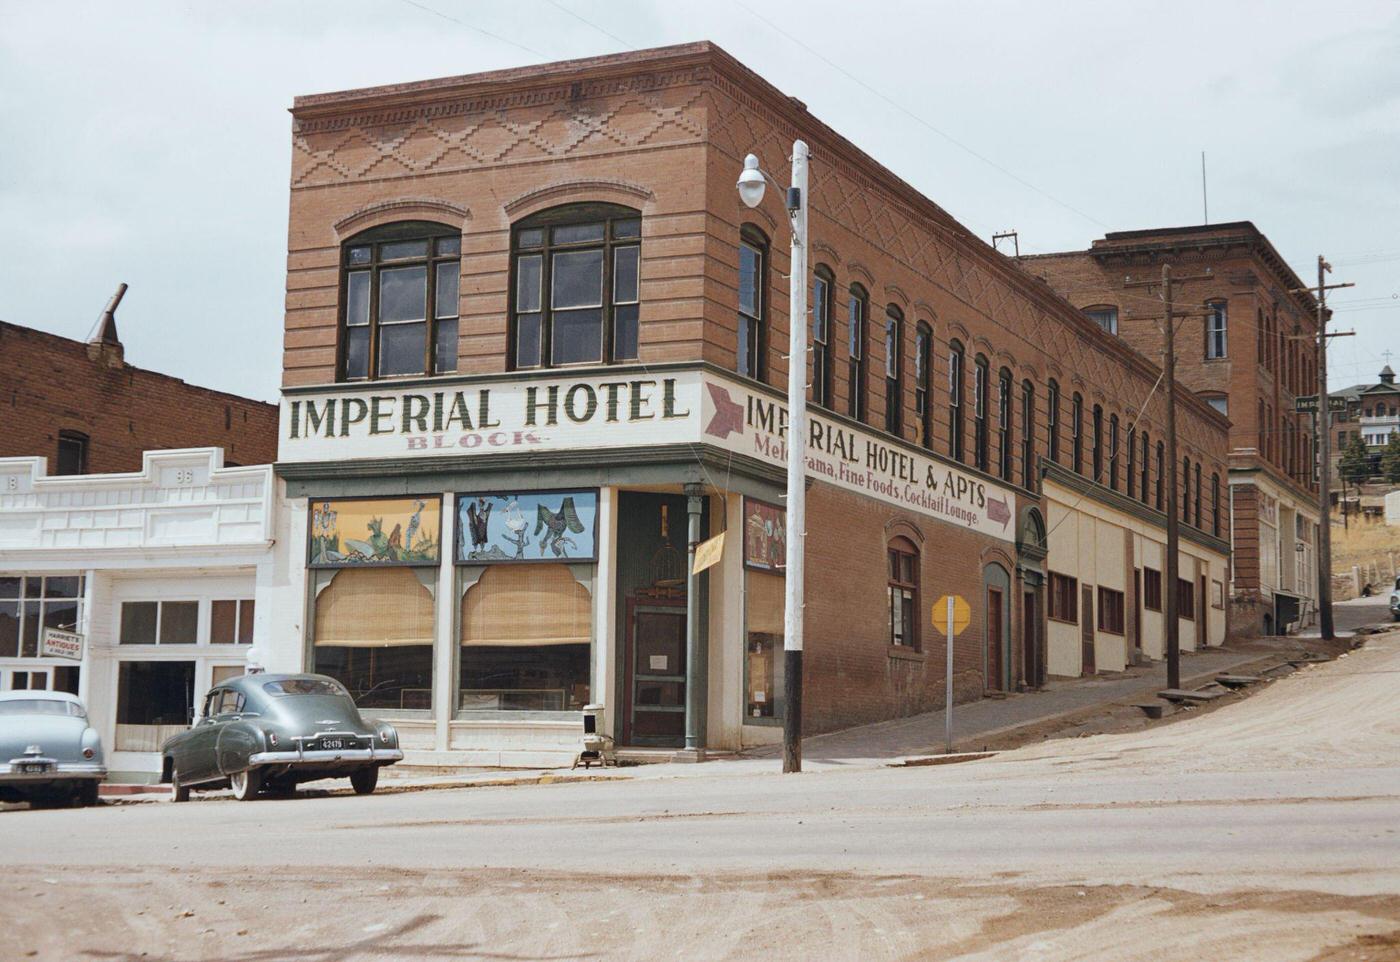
[{"x1": 932, "y1": 594, "x2": 971, "y2": 754}]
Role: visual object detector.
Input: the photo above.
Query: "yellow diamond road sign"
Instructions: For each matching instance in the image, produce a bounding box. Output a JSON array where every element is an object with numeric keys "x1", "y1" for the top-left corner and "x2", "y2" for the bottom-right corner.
[{"x1": 932, "y1": 594, "x2": 971, "y2": 637}]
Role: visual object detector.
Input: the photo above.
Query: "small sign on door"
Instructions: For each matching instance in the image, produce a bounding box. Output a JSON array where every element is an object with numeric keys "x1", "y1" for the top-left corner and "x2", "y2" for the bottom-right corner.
[{"x1": 649, "y1": 655, "x2": 668, "y2": 671}]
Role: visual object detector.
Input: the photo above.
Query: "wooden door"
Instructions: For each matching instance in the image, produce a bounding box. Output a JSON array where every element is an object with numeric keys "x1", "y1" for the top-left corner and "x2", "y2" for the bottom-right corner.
[
  {"x1": 1081, "y1": 585, "x2": 1095, "y2": 675},
  {"x1": 622, "y1": 601, "x2": 687, "y2": 747},
  {"x1": 987, "y1": 587, "x2": 1004, "y2": 691},
  {"x1": 1021, "y1": 591, "x2": 1037, "y2": 689}
]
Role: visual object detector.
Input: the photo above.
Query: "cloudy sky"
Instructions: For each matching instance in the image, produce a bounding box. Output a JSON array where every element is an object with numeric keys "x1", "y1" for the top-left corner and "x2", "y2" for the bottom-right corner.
[{"x1": 2, "y1": 1, "x2": 1396, "y2": 402}]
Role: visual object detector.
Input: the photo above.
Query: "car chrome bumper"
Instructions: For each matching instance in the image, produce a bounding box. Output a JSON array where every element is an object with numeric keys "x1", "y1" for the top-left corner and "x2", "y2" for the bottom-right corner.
[
  {"x1": 0, "y1": 762, "x2": 106, "y2": 781},
  {"x1": 248, "y1": 748, "x2": 403, "y2": 766}
]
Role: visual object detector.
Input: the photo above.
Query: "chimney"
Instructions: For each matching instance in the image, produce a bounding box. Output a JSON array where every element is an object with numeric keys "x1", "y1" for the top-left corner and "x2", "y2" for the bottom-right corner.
[{"x1": 86, "y1": 282, "x2": 127, "y2": 368}]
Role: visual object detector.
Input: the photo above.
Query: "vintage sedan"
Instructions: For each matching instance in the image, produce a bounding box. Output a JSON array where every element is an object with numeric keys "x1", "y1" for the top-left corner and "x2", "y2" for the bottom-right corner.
[
  {"x1": 162, "y1": 673, "x2": 402, "y2": 802},
  {"x1": 0, "y1": 690, "x2": 106, "y2": 808}
]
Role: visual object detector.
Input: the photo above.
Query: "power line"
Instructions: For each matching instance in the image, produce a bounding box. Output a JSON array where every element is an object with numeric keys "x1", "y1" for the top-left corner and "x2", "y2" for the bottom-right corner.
[
  {"x1": 397, "y1": 0, "x2": 547, "y2": 57},
  {"x1": 542, "y1": 0, "x2": 631, "y2": 48},
  {"x1": 728, "y1": 0, "x2": 1110, "y2": 231}
]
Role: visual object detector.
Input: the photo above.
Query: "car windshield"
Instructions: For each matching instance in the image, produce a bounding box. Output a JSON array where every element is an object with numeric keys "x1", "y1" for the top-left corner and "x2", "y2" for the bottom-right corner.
[
  {"x1": 0, "y1": 699, "x2": 85, "y2": 718},
  {"x1": 263, "y1": 679, "x2": 347, "y2": 697}
]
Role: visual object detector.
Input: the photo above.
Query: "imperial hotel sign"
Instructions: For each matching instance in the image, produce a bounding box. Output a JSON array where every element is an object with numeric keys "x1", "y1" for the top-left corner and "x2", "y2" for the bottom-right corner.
[{"x1": 281, "y1": 367, "x2": 1015, "y2": 544}]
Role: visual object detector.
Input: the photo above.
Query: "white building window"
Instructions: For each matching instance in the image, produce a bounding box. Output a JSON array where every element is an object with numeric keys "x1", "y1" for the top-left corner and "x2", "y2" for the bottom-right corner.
[
  {"x1": 1206, "y1": 301, "x2": 1227, "y2": 359},
  {"x1": 1084, "y1": 306, "x2": 1118, "y2": 335}
]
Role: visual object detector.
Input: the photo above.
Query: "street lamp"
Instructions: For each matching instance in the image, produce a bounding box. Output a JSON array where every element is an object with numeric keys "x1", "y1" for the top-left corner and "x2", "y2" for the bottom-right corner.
[{"x1": 736, "y1": 141, "x2": 810, "y2": 774}]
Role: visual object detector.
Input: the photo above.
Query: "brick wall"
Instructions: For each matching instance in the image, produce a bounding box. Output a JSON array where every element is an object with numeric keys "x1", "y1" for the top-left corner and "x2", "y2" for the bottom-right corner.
[{"x1": 0, "y1": 323, "x2": 278, "y2": 473}]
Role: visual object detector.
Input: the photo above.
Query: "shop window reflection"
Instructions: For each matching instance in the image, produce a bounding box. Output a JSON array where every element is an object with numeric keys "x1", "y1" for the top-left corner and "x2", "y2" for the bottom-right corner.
[{"x1": 312, "y1": 567, "x2": 435, "y2": 711}]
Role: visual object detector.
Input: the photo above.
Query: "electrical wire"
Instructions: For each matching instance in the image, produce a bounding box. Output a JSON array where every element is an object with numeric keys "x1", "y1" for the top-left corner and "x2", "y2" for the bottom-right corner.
[{"x1": 397, "y1": 0, "x2": 547, "y2": 57}]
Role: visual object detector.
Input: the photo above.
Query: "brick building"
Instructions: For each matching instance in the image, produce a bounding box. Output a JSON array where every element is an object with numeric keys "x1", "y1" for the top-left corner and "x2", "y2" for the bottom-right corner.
[
  {"x1": 1, "y1": 309, "x2": 278, "y2": 475},
  {"x1": 266, "y1": 43, "x2": 1228, "y2": 765},
  {"x1": 1021, "y1": 223, "x2": 1322, "y2": 636}
]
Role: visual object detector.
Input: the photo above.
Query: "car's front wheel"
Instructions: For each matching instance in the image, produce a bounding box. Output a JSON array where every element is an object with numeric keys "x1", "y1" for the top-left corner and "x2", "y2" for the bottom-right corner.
[
  {"x1": 229, "y1": 767, "x2": 263, "y2": 802},
  {"x1": 349, "y1": 766, "x2": 379, "y2": 795},
  {"x1": 170, "y1": 769, "x2": 190, "y2": 803}
]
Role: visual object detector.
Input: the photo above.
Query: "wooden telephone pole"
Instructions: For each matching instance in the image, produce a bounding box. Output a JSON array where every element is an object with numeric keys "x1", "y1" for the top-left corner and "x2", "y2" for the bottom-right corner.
[
  {"x1": 1293, "y1": 256, "x2": 1354, "y2": 640},
  {"x1": 1126, "y1": 264, "x2": 1213, "y2": 690}
]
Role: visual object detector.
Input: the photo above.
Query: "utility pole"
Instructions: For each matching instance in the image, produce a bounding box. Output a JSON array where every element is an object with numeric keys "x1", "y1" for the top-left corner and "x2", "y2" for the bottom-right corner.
[
  {"x1": 1293, "y1": 256, "x2": 1354, "y2": 640},
  {"x1": 1126, "y1": 264, "x2": 1212, "y2": 690}
]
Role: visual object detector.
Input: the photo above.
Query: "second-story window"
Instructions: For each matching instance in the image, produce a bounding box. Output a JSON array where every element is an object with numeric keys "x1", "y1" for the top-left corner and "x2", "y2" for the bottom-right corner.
[
  {"x1": 1020, "y1": 379, "x2": 1035, "y2": 489},
  {"x1": 812, "y1": 268, "x2": 833, "y2": 408},
  {"x1": 974, "y1": 355, "x2": 990, "y2": 471},
  {"x1": 885, "y1": 306, "x2": 903, "y2": 435},
  {"x1": 341, "y1": 222, "x2": 460, "y2": 380},
  {"x1": 1047, "y1": 379, "x2": 1060, "y2": 464},
  {"x1": 1108, "y1": 413, "x2": 1120, "y2": 490},
  {"x1": 512, "y1": 205, "x2": 641, "y2": 370},
  {"x1": 1126, "y1": 426, "x2": 1137, "y2": 499},
  {"x1": 1140, "y1": 430, "x2": 1150, "y2": 504},
  {"x1": 1092, "y1": 404, "x2": 1104, "y2": 481},
  {"x1": 1206, "y1": 300, "x2": 1228, "y2": 359},
  {"x1": 737, "y1": 226, "x2": 767, "y2": 381},
  {"x1": 1071, "y1": 392, "x2": 1084, "y2": 474},
  {"x1": 847, "y1": 285, "x2": 868, "y2": 422},
  {"x1": 1155, "y1": 440, "x2": 1165, "y2": 511},
  {"x1": 949, "y1": 340, "x2": 965, "y2": 462},
  {"x1": 997, "y1": 367, "x2": 1013, "y2": 482},
  {"x1": 56, "y1": 430, "x2": 89, "y2": 476},
  {"x1": 915, "y1": 323, "x2": 933, "y2": 448}
]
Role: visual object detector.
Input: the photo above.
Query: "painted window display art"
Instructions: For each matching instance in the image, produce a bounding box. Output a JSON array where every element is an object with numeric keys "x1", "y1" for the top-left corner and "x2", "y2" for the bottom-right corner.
[
  {"x1": 309, "y1": 497, "x2": 441, "y2": 566},
  {"x1": 457, "y1": 490, "x2": 599, "y2": 563},
  {"x1": 744, "y1": 498, "x2": 786, "y2": 571}
]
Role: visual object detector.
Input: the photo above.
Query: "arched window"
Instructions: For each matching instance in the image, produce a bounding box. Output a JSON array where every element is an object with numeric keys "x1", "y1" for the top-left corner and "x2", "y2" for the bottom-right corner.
[
  {"x1": 1182, "y1": 456, "x2": 1192, "y2": 525},
  {"x1": 737, "y1": 224, "x2": 767, "y2": 380},
  {"x1": 1155, "y1": 440, "x2": 1165, "y2": 510},
  {"x1": 973, "y1": 355, "x2": 990, "y2": 471},
  {"x1": 885, "y1": 306, "x2": 904, "y2": 435},
  {"x1": 887, "y1": 536, "x2": 920, "y2": 651},
  {"x1": 1071, "y1": 392, "x2": 1084, "y2": 474},
  {"x1": 1108, "y1": 413, "x2": 1120, "y2": 490},
  {"x1": 847, "y1": 284, "x2": 868, "y2": 422},
  {"x1": 812, "y1": 267, "x2": 834, "y2": 408},
  {"x1": 948, "y1": 339, "x2": 965, "y2": 462},
  {"x1": 340, "y1": 221, "x2": 460, "y2": 380},
  {"x1": 997, "y1": 367, "x2": 1014, "y2": 482},
  {"x1": 1092, "y1": 404, "x2": 1104, "y2": 481},
  {"x1": 511, "y1": 204, "x2": 640, "y2": 370},
  {"x1": 915, "y1": 322, "x2": 933, "y2": 449},
  {"x1": 1126, "y1": 425, "x2": 1137, "y2": 499},
  {"x1": 1139, "y1": 430, "x2": 1150, "y2": 505},
  {"x1": 1211, "y1": 472, "x2": 1221, "y2": 537},
  {"x1": 1206, "y1": 300, "x2": 1228, "y2": 359},
  {"x1": 1020, "y1": 379, "x2": 1035, "y2": 490},
  {"x1": 1194, "y1": 461, "x2": 1203, "y2": 530},
  {"x1": 1046, "y1": 379, "x2": 1061, "y2": 465}
]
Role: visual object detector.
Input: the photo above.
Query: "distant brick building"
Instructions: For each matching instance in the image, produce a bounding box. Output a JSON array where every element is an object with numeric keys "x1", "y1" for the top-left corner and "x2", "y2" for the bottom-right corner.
[
  {"x1": 263, "y1": 42, "x2": 1229, "y2": 766},
  {"x1": 0, "y1": 304, "x2": 278, "y2": 474},
  {"x1": 1021, "y1": 223, "x2": 1322, "y2": 636}
]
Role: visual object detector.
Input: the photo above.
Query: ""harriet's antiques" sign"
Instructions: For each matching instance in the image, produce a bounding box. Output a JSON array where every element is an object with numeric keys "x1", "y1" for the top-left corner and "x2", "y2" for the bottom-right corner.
[{"x1": 280, "y1": 368, "x2": 1015, "y2": 542}]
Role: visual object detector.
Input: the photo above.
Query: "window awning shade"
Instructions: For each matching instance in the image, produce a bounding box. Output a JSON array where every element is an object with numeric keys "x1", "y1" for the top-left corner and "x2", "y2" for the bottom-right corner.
[
  {"x1": 314, "y1": 568, "x2": 435, "y2": 648},
  {"x1": 462, "y1": 564, "x2": 592, "y2": 648},
  {"x1": 746, "y1": 570, "x2": 785, "y2": 636}
]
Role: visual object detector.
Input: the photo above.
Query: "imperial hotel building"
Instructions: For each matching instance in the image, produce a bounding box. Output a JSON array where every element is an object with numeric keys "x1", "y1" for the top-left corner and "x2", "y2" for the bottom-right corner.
[{"x1": 267, "y1": 43, "x2": 1229, "y2": 765}]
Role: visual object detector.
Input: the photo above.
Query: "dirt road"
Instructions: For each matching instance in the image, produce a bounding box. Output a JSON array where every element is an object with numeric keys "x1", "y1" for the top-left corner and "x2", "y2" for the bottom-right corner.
[{"x1": 5, "y1": 631, "x2": 1400, "y2": 961}]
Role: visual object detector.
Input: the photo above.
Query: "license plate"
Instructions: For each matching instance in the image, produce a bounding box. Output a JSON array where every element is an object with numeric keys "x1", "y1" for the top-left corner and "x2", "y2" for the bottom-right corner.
[
  {"x1": 19, "y1": 763, "x2": 50, "y2": 775},
  {"x1": 319, "y1": 738, "x2": 353, "y2": 751}
]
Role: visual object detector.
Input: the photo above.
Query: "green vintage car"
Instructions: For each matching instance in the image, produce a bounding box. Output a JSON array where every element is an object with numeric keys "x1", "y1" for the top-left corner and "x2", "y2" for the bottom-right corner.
[{"x1": 161, "y1": 673, "x2": 402, "y2": 802}]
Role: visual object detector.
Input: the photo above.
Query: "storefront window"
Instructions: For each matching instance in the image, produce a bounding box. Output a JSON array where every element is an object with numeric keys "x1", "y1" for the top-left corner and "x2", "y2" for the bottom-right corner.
[
  {"x1": 115, "y1": 660, "x2": 195, "y2": 752},
  {"x1": 0, "y1": 576, "x2": 84, "y2": 659},
  {"x1": 313, "y1": 567, "x2": 435, "y2": 711},
  {"x1": 745, "y1": 570, "x2": 785, "y2": 722},
  {"x1": 460, "y1": 564, "x2": 592, "y2": 711}
]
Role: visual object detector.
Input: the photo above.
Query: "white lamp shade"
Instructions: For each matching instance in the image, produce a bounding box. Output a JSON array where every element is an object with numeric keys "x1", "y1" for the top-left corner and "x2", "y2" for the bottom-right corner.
[{"x1": 737, "y1": 154, "x2": 766, "y2": 208}]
